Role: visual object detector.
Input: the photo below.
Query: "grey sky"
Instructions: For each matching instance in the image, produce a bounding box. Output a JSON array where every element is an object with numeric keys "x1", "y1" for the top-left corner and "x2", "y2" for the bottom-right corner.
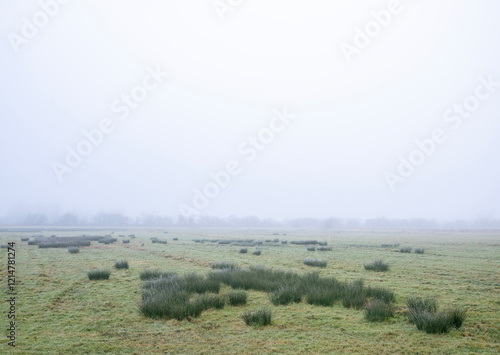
[{"x1": 1, "y1": 0, "x2": 499, "y2": 221}]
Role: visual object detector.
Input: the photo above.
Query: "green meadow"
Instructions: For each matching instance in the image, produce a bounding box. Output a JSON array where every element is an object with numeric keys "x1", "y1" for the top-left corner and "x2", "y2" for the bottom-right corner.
[{"x1": 1, "y1": 229, "x2": 499, "y2": 354}]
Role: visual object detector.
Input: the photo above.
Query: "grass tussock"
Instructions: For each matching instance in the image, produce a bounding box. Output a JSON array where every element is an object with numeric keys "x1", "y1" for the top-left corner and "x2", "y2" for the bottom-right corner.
[
  {"x1": 211, "y1": 262, "x2": 238, "y2": 270},
  {"x1": 226, "y1": 290, "x2": 248, "y2": 306},
  {"x1": 303, "y1": 258, "x2": 327, "y2": 268},
  {"x1": 363, "y1": 259, "x2": 389, "y2": 272},
  {"x1": 140, "y1": 269, "x2": 177, "y2": 281},
  {"x1": 365, "y1": 299, "x2": 394, "y2": 321},
  {"x1": 87, "y1": 269, "x2": 111, "y2": 280},
  {"x1": 140, "y1": 265, "x2": 396, "y2": 321},
  {"x1": 115, "y1": 260, "x2": 129, "y2": 269},
  {"x1": 406, "y1": 296, "x2": 466, "y2": 333},
  {"x1": 243, "y1": 307, "x2": 272, "y2": 326},
  {"x1": 269, "y1": 285, "x2": 302, "y2": 306}
]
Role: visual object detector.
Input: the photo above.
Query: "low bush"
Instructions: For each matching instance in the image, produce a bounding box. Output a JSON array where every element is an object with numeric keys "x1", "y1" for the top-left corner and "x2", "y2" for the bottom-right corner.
[
  {"x1": 173, "y1": 238, "x2": 179, "y2": 241},
  {"x1": 365, "y1": 299, "x2": 394, "y2": 322},
  {"x1": 363, "y1": 259, "x2": 389, "y2": 272},
  {"x1": 307, "y1": 247, "x2": 316, "y2": 251},
  {"x1": 253, "y1": 250, "x2": 262, "y2": 256},
  {"x1": 115, "y1": 260, "x2": 129, "y2": 269},
  {"x1": 243, "y1": 307, "x2": 272, "y2": 326},
  {"x1": 413, "y1": 248, "x2": 425, "y2": 254},
  {"x1": 399, "y1": 247, "x2": 412, "y2": 253},
  {"x1": 239, "y1": 248, "x2": 248, "y2": 254},
  {"x1": 303, "y1": 258, "x2": 327, "y2": 268},
  {"x1": 226, "y1": 290, "x2": 248, "y2": 306},
  {"x1": 87, "y1": 269, "x2": 111, "y2": 280},
  {"x1": 317, "y1": 246, "x2": 332, "y2": 251},
  {"x1": 122, "y1": 239, "x2": 130, "y2": 244},
  {"x1": 68, "y1": 247, "x2": 80, "y2": 254},
  {"x1": 21, "y1": 238, "x2": 29, "y2": 242}
]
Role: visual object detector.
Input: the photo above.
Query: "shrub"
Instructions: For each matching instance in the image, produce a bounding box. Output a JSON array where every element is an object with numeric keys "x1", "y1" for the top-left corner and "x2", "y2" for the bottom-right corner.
[
  {"x1": 363, "y1": 259, "x2": 389, "y2": 272},
  {"x1": 87, "y1": 269, "x2": 111, "y2": 280},
  {"x1": 413, "y1": 248, "x2": 425, "y2": 254},
  {"x1": 115, "y1": 260, "x2": 129, "y2": 269},
  {"x1": 1, "y1": 244, "x2": 9, "y2": 248},
  {"x1": 239, "y1": 248, "x2": 248, "y2": 254},
  {"x1": 68, "y1": 247, "x2": 80, "y2": 254},
  {"x1": 21, "y1": 238, "x2": 29, "y2": 242},
  {"x1": 253, "y1": 250, "x2": 262, "y2": 256},
  {"x1": 307, "y1": 246, "x2": 316, "y2": 251},
  {"x1": 269, "y1": 285, "x2": 302, "y2": 306},
  {"x1": 317, "y1": 246, "x2": 332, "y2": 251},
  {"x1": 318, "y1": 242, "x2": 328, "y2": 246},
  {"x1": 399, "y1": 247, "x2": 412, "y2": 253},
  {"x1": 243, "y1": 307, "x2": 272, "y2": 326},
  {"x1": 140, "y1": 269, "x2": 177, "y2": 281},
  {"x1": 226, "y1": 290, "x2": 248, "y2": 306},
  {"x1": 303, "y1": 258, "x2": 327, "y2": 268},
  {"x1": 281, "y1": 241, "x2": 288, "y2": 244},
  {"x1": 173, "y1": 238, "x2": 179, "y2": 241},
  {"x1": 365, "y1": 299, "x2": 394, "y2": 322},
  {"x1": 122, "y1": 239, "x2": 130, "y2": 244}
]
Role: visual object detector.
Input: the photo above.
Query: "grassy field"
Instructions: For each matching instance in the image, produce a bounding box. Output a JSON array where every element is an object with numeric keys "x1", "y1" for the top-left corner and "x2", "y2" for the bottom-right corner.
[{"x1": 1, "y1": 228, "x2": 499, "y2": 354}]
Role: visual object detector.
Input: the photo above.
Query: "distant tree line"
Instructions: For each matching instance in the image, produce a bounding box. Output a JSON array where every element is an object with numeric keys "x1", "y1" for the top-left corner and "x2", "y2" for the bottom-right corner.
[{"x1": 0, "y1": 212, "x2": 499, "y2": 229}]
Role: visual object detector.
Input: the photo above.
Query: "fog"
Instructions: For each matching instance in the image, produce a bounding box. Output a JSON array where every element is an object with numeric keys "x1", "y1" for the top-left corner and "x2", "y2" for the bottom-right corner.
[{"x1": 1, "y1": 0, "x2": 499, "y2": 225}]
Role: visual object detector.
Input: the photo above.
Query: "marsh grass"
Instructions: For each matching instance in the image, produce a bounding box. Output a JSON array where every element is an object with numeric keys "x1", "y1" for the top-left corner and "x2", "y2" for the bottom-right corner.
[
  {"x1": 242, "y1": 307, "x2": 272, "y2": 326},
  {"x1": 87, "y1": 269, "x2": 111, "y2": 280},
  {"x1": 365, "y1": 299, "x2": 394, "y2": 322},
  {"x1": 406, "y1": 296, "x2": 466, "y2": 333},
  {"x1": 303, "y1": 258, "x2": 327, "y2": 268},
  {"x1": 226, "y1": 290, "x2": 248, "y2": 306},
  {"x1": 363, "y1": 259, "x2": 389, "y2": 272},
  {"x1": 115, "y1": 260, "x2": 129, "y2": 269},
  {"x1": 140, "y1": 269, "x2": 177, "y2": 281}
]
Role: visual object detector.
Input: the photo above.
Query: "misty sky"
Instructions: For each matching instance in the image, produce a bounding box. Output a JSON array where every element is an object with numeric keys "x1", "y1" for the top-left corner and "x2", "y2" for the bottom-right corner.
[{"x1": 1, "y1": 0, "x2": 499, "y2": 221}]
